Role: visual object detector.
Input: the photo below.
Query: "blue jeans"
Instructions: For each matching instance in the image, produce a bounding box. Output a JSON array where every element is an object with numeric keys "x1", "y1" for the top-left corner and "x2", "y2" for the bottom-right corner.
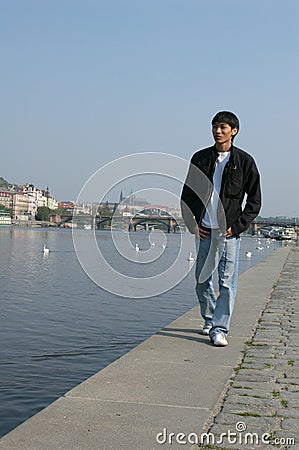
[{"x1": 195, "y1": 231, "x2": 240, "y2": 337}]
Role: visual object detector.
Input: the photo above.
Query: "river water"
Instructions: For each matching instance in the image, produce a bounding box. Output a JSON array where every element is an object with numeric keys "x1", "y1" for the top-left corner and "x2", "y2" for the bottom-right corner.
[{"x1": 0, "y1": 227, "x2": 281, "y2": 437}]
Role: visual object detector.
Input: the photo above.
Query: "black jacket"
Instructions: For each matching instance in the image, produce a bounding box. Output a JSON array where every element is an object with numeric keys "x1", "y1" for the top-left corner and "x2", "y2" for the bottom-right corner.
[{"x1": 180, "y1": 145, "x2": 261, "y2": 236}]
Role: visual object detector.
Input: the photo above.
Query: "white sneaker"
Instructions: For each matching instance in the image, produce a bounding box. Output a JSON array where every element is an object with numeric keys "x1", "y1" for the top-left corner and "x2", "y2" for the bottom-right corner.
[
  {"x1": 202, "y1": 325, "x2": 212, "y2": 335},
  {"x1": 212, "y1": 333, "x2": 228, "y2": 347}
]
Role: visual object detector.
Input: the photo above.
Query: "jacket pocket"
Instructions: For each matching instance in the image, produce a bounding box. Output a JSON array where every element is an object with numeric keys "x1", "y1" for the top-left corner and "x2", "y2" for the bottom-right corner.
[{"x1": 225, "y1": 168, "x2": 243, "y2": 197}]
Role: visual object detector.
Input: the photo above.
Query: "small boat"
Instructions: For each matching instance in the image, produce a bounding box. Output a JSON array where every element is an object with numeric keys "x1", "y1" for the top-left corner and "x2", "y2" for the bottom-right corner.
[
  {"x1": 135, "y1": 244, "x2": 140, "y2": 252},
  {"x1": 256, "y1": 246, "x2": 264, "y2": 250},
  {"x1": 43, "y1": 245, "x2": 49, "y2": 255},
  {"x1": 187, "y1": 252, "x2": 195, "y2": 262},
  {"x1": 162, "y1": 243, "x2": 166, "y2": 249},
  {"x1": 245, "y1": 251, "x2": 252, "y2": 258}
]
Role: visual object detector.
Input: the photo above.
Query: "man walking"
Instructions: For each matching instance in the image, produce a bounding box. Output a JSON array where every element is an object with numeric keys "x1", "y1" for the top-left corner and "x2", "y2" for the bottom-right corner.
[{"x1": 181, "y1": 111, "x2": 261, "y2": 346}]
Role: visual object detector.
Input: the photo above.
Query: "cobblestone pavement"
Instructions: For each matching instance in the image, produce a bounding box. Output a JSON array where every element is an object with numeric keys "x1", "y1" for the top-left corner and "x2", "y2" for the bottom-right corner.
[{"x1": 200, "y1": 247, "x2": 299, "y2": 450}]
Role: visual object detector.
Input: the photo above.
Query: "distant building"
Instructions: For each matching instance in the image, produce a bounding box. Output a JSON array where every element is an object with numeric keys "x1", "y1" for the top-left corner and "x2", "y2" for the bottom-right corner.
[
  {"x1": 0, "y1": 191, "x2": 13, "y2": 211},
  {"x1": 36, "y1": 187, "x2": 58, "y2": 210},
  {"x1": 49, "y1": 214, "x2": 61, "y2": 224},
  {"x1": 0, "y1": 209, "x2": 11, "y2": 225},
  {"x1": 12, "y1": 192, "x2": 30, "y2": 220},
  {"x1": 0, "y1": 184, "x2": 59, "y2": 219},
  {"x1": 122, "y1": 206, "x2": 131, "y2": 217},
  {"x1": 72, "y1": 203, "x2": 92, "y2": 215},
  {"x1": 119, "y1": 190, "x2": 151, "y2": 208},
  {"x1": 59, "y1": 201, "x2": 75, "y2": 211}
]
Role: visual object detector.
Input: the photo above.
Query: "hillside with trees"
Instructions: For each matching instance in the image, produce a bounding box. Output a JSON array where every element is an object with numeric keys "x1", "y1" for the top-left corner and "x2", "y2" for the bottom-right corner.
[{"x1": 0, "y1": 177, "x2": 10, "y2": 187}]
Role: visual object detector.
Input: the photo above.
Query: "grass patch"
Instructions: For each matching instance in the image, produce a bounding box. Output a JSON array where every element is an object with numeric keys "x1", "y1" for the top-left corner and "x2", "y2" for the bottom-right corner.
[
  {"x1": 239, "y1": 394, "x2": 265, "y2": 398},
  {"x1": 244, "y1": 341, "x2": 267, "y2": 347},
  {"x1": 272, "y1": 390, "x2": 280, "y2": 398},
  {"x1": 263, "y1": 433, "x2": 277, "y2": 442},
  {"x1": 202, "y1": 445, "x2": 230, "y2": 450},
  {"x1": 234, "y1": 386, "x2": 253, "y2": 390},
  {"x1": 281, "y1": 399, "x2": 288, "y2": 407},
  {"x1": 239, "y1": 412, "x2": 262, "y2": 417},
  {"x1": 287, "y1": 360, "x2": 294, "y2": 366}
]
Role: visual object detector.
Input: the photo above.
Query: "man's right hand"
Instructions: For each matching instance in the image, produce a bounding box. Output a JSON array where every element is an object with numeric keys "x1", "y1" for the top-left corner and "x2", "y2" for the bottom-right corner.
[{"x1": 193, "y1": 224, "x2": 210, "y2": 239}]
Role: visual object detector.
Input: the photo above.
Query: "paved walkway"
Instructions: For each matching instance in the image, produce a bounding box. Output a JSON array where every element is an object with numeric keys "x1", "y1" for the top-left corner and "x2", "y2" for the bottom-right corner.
[
  {"x1": 199, "y1": 247, "x2": 298, "y2": 450},
  {"x1": 0, "y1": 246, "x2": 293, "y2": 450}
]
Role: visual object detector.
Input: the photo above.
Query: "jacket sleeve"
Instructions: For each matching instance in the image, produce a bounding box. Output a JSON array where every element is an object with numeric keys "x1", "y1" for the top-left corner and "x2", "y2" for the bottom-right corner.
[
  {"x1": 231, "y1": 158, "x2": 261, "y2": 236},
  {"x1": 180, "y1": 156, "x2": 205, "y2": 233},
  {"x1": 180, "y1": 188, "x2": 197, "y2": 234}
]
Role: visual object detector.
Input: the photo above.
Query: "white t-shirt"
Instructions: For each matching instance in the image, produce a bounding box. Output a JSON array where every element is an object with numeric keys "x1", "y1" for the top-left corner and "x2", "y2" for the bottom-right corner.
[{"x1": 202, "y1": 151, "x2": 230, "y2": 228}]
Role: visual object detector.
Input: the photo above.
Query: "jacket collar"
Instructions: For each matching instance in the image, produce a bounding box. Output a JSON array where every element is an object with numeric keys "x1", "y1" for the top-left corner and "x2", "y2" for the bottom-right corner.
[{"x1": 212, "y1": 144, "x2": 237, "y2": 165}]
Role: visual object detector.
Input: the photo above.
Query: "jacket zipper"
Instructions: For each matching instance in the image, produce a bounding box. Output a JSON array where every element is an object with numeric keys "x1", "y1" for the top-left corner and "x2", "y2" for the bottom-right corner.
[{"x1": 217, "y1": 156, "x2": 235, "y2": 230}]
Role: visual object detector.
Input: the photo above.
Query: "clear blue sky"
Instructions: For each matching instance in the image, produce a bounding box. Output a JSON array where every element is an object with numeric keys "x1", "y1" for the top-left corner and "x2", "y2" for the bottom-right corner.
[{"x1": 1, "y1": 0, "x2": 298, "y2": 217}]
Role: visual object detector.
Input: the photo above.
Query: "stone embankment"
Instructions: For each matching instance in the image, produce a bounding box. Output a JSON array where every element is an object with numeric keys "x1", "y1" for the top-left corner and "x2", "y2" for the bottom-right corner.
[{"x1": 199, "y1": 247, "x2": 298, "y2": 450}]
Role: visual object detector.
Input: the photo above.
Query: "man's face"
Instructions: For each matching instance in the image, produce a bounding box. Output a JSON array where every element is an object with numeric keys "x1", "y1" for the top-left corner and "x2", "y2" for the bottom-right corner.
[{"x1": 212, "y1": 122, "x2": 238, "y2": 146}]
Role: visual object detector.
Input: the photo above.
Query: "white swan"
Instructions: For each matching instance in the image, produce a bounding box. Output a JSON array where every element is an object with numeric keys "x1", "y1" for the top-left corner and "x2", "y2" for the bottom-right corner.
[
  {"x1": 43, "y1": 245, "x2": 49, "y2": 255},
  {"x1": 245, "y1": 251, "x2": 252, "y2": 258}
]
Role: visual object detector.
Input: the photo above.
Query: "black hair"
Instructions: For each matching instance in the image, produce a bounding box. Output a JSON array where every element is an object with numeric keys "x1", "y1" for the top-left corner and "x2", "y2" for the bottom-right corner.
[{"x1": 211, "y1": 111, "x2": 240, "y2": 140}]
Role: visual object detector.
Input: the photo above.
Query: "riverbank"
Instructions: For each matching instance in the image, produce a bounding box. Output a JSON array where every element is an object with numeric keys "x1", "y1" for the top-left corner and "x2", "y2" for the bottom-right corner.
[{"x1": 0, "y1": 246, "x2": 293, "y2": 449}]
